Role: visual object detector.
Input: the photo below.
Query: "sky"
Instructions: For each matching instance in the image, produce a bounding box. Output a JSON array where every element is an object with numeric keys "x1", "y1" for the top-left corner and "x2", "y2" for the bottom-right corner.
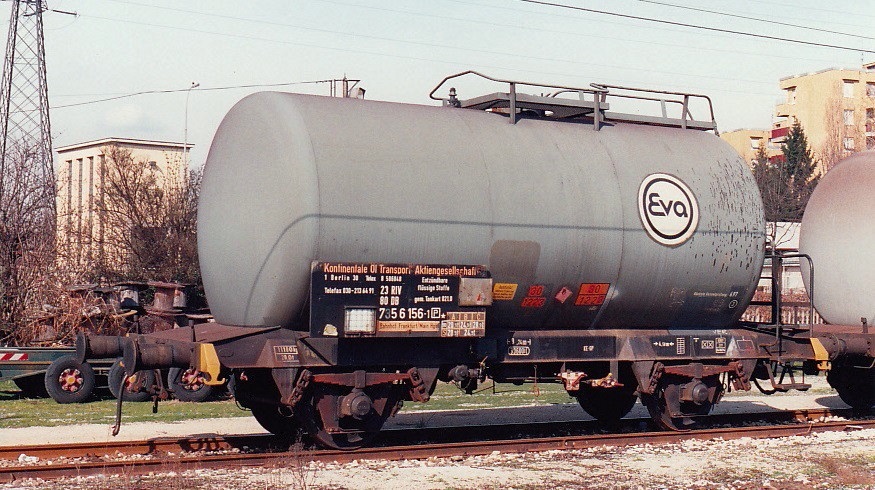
[{"x1": 17, "y1": 0, "x2": 875, "y2": 168}]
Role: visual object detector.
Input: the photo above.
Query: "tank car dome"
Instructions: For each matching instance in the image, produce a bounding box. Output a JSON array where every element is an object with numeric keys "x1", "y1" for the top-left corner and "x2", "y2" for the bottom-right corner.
[{"x1": 800, "y1": 151, "x2": 875, "y2": 326}]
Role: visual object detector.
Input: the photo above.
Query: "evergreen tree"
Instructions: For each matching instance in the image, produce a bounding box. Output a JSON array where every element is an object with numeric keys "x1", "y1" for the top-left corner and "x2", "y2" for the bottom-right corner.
[{"x1": 753, "y1": 121, "x2": 820, "y2": 222}]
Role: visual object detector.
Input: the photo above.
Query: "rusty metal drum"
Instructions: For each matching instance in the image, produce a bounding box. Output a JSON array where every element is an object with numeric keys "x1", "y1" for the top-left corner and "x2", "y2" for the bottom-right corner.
[
  {"x1": 800, "y1": 151, "x2": 875, "y2": 326},
  {"x1": 198, "y1": 92, "x2": 765, "y2": 329}
]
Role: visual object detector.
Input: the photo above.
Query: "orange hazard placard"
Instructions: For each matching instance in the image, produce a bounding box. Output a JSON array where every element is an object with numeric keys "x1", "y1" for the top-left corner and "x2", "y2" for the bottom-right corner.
[
  {"x1": 492, "y1": 283, "x2": 518, "y2": 301},
  {"x1": 575, "y1": 283, "x2": 610, "y2": 307}
]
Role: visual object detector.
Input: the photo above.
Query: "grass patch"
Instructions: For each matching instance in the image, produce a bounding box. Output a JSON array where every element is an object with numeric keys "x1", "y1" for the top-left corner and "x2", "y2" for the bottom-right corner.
[
  {"x1": 0, "y1": 372, "x2": 842, "y2": 429},
  {"x1": 0, "y1": 379, "x2": 248, "y2": 429},
  {"x1": 814, "y1": 455, "x2": 875, "y2": 486},
  {"x1": 400, "y1": 380, "x2": 575, "y2": 412},
  {"x1": 0, "y1": 379, "x2": 574, "y2": 429}
]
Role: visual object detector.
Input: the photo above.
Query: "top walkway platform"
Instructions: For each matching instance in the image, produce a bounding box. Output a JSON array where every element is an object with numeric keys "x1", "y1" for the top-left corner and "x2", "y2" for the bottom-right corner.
[{"x1": 430, "y1": 70, "x2": 718, "y2": 132}]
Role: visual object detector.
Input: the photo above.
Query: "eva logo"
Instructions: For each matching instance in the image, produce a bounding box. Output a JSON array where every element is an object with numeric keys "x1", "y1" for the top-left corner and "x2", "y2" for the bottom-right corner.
[{"x1": 638, "y1": 173, "x2": 699, "y2": 246}]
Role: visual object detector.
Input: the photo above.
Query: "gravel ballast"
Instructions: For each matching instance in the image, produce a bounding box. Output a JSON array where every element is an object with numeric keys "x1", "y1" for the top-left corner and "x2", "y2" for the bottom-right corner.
[{"x1": 2, "y1": 378, "x2": 873, "y2": 489}]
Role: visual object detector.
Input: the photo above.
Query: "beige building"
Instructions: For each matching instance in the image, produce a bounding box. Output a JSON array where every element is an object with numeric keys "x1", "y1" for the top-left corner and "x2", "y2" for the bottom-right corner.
[
  {"x1": 720, "y1": 128, "x2": 778, "y2": 164},
  {"x1": 723, "y1": 62, "x2": 875, "y2": 172},
  {"x1": 55, "y1": 138, "x2": 191, "y2": 266}
]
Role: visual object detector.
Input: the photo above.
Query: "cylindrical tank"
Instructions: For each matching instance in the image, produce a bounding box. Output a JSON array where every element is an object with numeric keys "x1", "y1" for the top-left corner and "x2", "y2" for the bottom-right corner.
[
  {"x1": 199, "y1": 92, "x2": 765, "y2": 329},
  {"x1": 800, "y1": 151, "x2": 875, "y2": 326}
]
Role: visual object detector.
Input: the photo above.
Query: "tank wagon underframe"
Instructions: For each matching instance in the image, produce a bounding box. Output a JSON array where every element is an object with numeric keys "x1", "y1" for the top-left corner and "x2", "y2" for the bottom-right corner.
[{"x1": 79, "y1": 318, "x2": 875, "y2": 448}]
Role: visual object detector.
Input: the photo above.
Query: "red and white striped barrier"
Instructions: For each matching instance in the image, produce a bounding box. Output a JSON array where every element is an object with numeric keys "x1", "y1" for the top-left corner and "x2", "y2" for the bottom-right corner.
[{"x1": 0, "y1": 351, "x2": 28, "y2": 361}]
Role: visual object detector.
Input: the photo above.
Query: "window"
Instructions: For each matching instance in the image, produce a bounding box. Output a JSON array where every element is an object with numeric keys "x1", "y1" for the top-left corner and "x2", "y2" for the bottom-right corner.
[
  {"x1": 65, "y1": 160, "x2": 73, "y2": 237},
  {"x1": 749, "y1": 137, "x2": 762, "y2": 149},
  {"x1": 844, "y1": 137, "x2": 855, "y2": 151},
  {"x1": 868, "y1": 136, "x2": 875, "y2": 150},
  {"x1": 843, "y1": 80, "x2": 856, "y2": 98},
  {"x1": 87, "y1": 156, "x2": 94, "y2": 251},
  {"x1": 868, "y1": 83, "x2": 875, "y2": 97},
  {"x1": 844, "y1": 109, "x2": 854, "y2": 125},
  {"x1": 786, "y1": 86, "x2": 796, "y2": 104}
]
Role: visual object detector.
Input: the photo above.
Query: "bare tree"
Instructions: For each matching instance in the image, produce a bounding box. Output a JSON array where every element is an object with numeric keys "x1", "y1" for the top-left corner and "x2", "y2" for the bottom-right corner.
[
  {"x1": 0, "y1": 140, "x2": 60, "y2": 343},
  {"x1": 92, "y1": 144, "x2": 202, "y2": 284},
  {"x1": 820, "y1": 96, "x2": 859, "y2": 173}
]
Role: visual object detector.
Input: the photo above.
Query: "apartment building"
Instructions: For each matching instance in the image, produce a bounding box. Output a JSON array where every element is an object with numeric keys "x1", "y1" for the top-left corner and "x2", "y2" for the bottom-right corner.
[
  {"x1": 723, "y1": 62, "x2": 875, "y2": 172},
  {"x1": 719, "y1": 128, "x2": 777, "y2": 164},
  {"x1": 55, "y1": 138, "x2": 191, "y2": 266}
]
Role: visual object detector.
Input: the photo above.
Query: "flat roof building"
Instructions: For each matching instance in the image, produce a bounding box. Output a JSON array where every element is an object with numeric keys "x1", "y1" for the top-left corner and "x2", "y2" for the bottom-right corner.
[
  {"x1": 55, "y1": 138, "x2": 192, "y2": 269},
  {"x1": 722, "y1": 62, "x2": 875, "y2": 173}
]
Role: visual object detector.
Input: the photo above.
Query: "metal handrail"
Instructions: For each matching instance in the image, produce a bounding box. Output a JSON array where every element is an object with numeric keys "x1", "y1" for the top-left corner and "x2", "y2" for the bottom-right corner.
[
  {"x1": 589, "y1": 83, "x2": 716, "y2": 125},
  {"x1": 428, "y1": 70, "x2": 607, "y2": 102},
  {"x1": 777, "y1": 253, "x2": 815, "y2": 337},
  {"x1": 429, "y1": 70, "x2": 717, "y2": 130}
]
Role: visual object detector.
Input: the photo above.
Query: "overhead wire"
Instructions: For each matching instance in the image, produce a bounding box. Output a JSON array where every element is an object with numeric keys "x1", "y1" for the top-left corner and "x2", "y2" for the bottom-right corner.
[
  {"x1": 752, "y1": 0, "x2": 875, "y2": 21},
  {"x1": 52, "y1": 0, "x2": 873, "y2": 111},
  {"x1": 88, "y1": 1, "x2": 770, "y2": 86},
  {"x1": 315, "y1": 0, "x2": 850, "y2": 66},
  {"x1": 54, "y1": 11, "x2": 782, "y2": 102},
  {"x1": 519, "y1": 0, "x2": 875, "y2": 54},
  {"x1": 632, "y1": 0, "x2": 875, "y2": 41},
  {"x1": 51, "y1": 80, "x2": 336, "y2": 109}
]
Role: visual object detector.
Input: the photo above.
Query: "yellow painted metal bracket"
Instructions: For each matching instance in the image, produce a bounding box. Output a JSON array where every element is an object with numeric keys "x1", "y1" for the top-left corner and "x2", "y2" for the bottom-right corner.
[
  {"x1": 810, "y1": 338, "x2": 831, "y2": 371},
  {"x1": 194, "y1": 343, "x2": 226, "y2": 386}
]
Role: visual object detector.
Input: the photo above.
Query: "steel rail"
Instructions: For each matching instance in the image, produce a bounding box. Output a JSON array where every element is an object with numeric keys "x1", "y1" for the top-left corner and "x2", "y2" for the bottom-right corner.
[
  {"x1": 0, "y1": 406, "x2": 844, "y2": 461},
  {"x1": 0, "y1": 408, "x2": 869, "y2": 483}
]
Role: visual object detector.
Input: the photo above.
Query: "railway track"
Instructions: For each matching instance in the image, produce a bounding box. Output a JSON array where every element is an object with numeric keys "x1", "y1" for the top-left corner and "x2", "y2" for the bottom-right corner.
[{"x1": 0, "y1": 408, "x2": 870, "y2": 483}]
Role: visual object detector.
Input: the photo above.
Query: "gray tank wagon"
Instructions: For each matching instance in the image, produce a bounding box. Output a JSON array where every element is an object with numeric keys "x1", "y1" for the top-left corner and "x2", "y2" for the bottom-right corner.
[
  {"x1": 78, "y1": 72, "x2": 875, "y2": 449},
  {"x1": 800, "y1": 151, "x2": 875, "y2": 327},
  {"x1": 198, "y1": 82, "x2": 765, "y2": 331}
]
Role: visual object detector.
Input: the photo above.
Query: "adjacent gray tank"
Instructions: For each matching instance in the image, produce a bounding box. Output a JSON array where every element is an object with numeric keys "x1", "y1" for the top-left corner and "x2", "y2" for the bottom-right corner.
[
  {"x1": 800, "y1": 151, "x2": 875, "y2": 326},
  {"x1": 198, "y1": 92, "x2": 765, "y2": 329}
]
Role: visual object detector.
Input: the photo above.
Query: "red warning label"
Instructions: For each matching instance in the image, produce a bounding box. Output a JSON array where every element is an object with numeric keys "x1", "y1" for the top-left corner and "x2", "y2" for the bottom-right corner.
[
  {"x1": 521, "y1": 285, "x2": 547, "y2": 308},
  {"x1": 575, "y1": 283, "x2": 610, "y2": 307}
]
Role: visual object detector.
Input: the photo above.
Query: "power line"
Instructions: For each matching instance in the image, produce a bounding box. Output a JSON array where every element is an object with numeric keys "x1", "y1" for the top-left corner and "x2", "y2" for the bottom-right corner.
[
  {"x1": 93, "y1": 1, "x2": 775, "y2": 86},
  {"x1": 45, "y1": 4, "x2": 793, "y2": 107},
  {"x1": 753, "y1": 0, "x2": 875, "y2": 21},
  {"x1": 633, "y1": 0, "x2": 875, "y2": 41},
  {"x1": 519, "y1": 0, "x2": 875, "y2": 54},
  {"x1": 316, "y1": 0, "x2": 850, "y2": 65},
  {"x1": 50, "y1": 80, "x2": 337, "y2": 110},
  {"x1": 71, "y1": 12, "x2": 783, "y2": 92},
  {"x1": 73, "y1": 3, "x2": 801, "y2": 95}
]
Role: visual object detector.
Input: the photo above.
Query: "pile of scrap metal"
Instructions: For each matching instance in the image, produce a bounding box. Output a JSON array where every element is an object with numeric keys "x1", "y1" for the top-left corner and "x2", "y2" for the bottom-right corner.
[{"x1": 26, "y1": 281, "x2": 209, "y2": 346}]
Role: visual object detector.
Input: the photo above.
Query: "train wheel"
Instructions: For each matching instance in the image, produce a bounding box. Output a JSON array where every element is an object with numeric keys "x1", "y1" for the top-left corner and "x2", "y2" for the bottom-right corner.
[
  {"x1": 167, "y1": 367, "x2": 219, "y2": 402},
  {"x1": 44, "y1": 355, "x2": 95, "y2": 404},
  {"x1": 108, "y1": 359, "x2": 155, "y2": 402},
  {"x1": 576, "y1": 385, "x2": 638, "y2": 422},
  {"x1": 640, "y1": 375, "x2": 721, "y2": 431},
  {"x1": 251, "y1": 404, "x2": 301, "y2": 439},
  {"x1": 298, "y1": 383, "x2": 400, "y2": 450},
  {"x1": 640, "y1": 382, "x2": 691, "y2": 431},
  {"x1": 827, "y1": 364, "x2": 875, "y2": 412}
]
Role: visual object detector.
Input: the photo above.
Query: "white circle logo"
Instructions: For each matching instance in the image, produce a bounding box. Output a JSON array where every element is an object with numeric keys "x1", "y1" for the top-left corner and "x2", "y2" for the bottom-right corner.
[{"x1": 638, "y1": 173, "x2": 699, "y2": 246}]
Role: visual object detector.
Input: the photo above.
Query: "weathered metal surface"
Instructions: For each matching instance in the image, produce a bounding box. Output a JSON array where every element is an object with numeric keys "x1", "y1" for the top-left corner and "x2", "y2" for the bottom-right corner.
[
  {"x1": 76, "y1": 334, "x2": 124, "y2": 362},
  {"x1": 199, "y1": 92, "x2": 764, "y2": 330},
  {"x1": 148, "y1": 281, "x2": 187, "y2": 312},
  {"x1": 0, "y1": 347, "x2": 77, "y2": 380},
  {"x1": 800, "y1": 151, "x2": 875, "y2": 326}
]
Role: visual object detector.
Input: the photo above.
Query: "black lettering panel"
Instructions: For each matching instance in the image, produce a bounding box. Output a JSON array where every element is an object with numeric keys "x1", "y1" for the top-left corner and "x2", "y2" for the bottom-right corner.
[{"x1": 310, "y1": 262, "x2": 489, "y2": 338}]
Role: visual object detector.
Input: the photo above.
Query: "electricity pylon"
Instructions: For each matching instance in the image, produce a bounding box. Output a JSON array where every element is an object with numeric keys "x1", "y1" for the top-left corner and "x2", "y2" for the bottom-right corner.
[{"x1": 0, "y1": 0, "x2": 55, "y2": 222}]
